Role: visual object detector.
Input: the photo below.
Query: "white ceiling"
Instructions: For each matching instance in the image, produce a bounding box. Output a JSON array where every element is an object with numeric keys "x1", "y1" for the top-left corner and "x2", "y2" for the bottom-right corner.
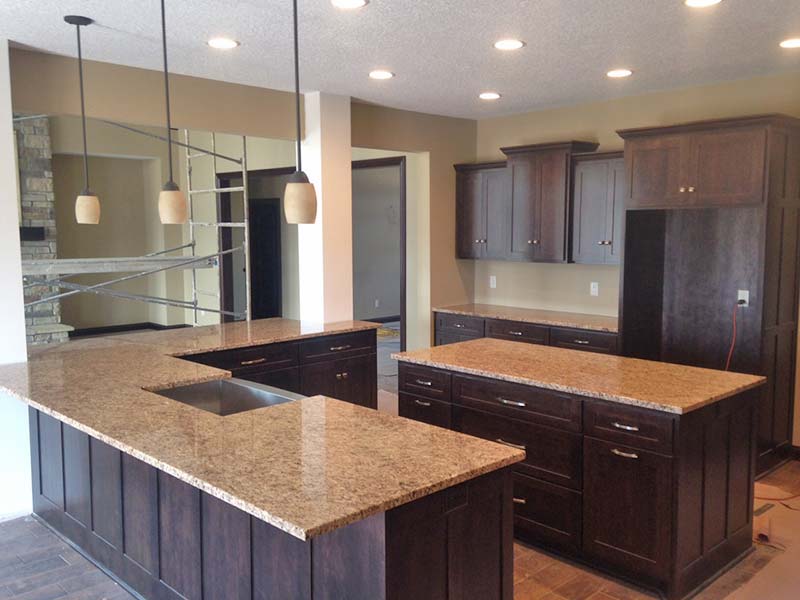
[{"x1": 1, "y1": 0, "x2": 799, "y2": 119}]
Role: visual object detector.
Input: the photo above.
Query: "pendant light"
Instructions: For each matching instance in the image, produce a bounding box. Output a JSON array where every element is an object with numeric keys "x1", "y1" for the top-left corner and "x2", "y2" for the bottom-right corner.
[
  {"x1": 283, "y1": 0, "x2": 318, "y2": 224},
  {"x1": 157, "y1": 0, "x2": 187, "y2": 224},
  {"x1": 65, "y1": 16, "x2": 100, "y2": 225}
]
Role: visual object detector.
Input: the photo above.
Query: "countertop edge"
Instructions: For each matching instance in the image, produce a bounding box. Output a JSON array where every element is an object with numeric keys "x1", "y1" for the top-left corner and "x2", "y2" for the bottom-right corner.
[
  {"x1": 392, "y1": 354, "x2": 765, "y2": 414},
  {"x1": 433, "y1": 306, "x2": 619, "y2": 333}
]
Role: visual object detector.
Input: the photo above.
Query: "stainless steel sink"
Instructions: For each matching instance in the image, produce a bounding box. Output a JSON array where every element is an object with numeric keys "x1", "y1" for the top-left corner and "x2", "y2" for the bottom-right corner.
[{"x1": 154, "y1": 378, "x2": 305, "y2": 416}]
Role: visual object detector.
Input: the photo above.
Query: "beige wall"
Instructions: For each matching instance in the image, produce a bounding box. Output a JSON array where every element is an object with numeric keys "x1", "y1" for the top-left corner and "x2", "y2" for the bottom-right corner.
[
  {"x1": 54, "y1": 154, "x2": 152, "y2": 329},
  {"x1": 351, "y1": 102, "x2": 476, "y2": 346}
]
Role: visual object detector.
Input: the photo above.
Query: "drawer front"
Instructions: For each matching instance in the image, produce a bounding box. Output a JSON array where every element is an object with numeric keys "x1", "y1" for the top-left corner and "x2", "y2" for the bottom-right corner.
[
  {"x1": 435, "y1": 312, "x2": 485, "y2": 337},
  {"x1": 485, "y1": 319, "x2": 549, "y2": 345},
  {"x1": 585, "y1": 401, "x2": 675, "y2": 455},
  {"x1": 399, "y1": 364, "x2": 451, "y2": 401},
  {"x1": 434, "y1": 331, "x2": 481, "y2": 346},
  {"x1": 185, "y1": 341, "x2": 298, "y2": 373},
  {"x1": 454, "y1": 406, "x2": 582, "y2": 489},
  {"x1": 240, "y1": 367, "x2": 301, "y2": 394},
  {"x1": 550, "y1": 327, "x2": 618, "y2": 354},
  {"x1": 452, "y1": 375, "x2": 582, "y2": 432},
  {"x1": 513, "y1": 473, "x2": 581, "y2": 555},
  {"x1": 398, "y1": 393, "x2": 452, "y2": 429},
  {"x1": 299, "y1": 330, "x2": 376, "y2": 364}
]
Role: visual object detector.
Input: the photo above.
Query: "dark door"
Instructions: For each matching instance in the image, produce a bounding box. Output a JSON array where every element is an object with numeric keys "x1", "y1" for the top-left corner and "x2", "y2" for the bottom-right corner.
[
  {"x1": 605, "y1": 158, "x2": 626, "y2": 264},
  {"x1": 508, "y1": 155, "x2": 538, "y2": 260},
  {"x1": 456, "y1": 170, "x2": 486, "y2": 259},
  {"x1": 249, "y1": 198, "x2": 282, "y2": 319},
  {"x1": 582, "y1": 437, "x2": 672, "y2": 581},
  {"x1": 484, "y1": 169, "x2": 511, "y2": 259},
  {"x1": 536, "y1": 150, "x2": 569, "y2": 262},
  {"x1": 625, "y1": 134, "x2": 688, "y2": 208},
  {"x1": 573, "y1": 160, "x2": 611, "y2": 264}
]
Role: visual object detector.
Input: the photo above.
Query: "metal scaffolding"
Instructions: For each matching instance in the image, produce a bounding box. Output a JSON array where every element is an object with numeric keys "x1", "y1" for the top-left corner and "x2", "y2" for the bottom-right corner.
[{"x1": 21, "y1": 120, "x2": 252, "y2": 324}]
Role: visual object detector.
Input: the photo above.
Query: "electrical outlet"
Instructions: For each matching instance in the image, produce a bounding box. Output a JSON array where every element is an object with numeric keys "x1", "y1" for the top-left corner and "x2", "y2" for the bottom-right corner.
[
  {"x1": 738, "y1": 290, "x2": 750, "y2": 307},
  {"x1": 489, "y1": 275, "x2": 497, "y2": 289},
  {"x1": 374, "y1": 298, "x2": 380, "y2": 309},
  {"x1": 590, "y1": 282, "x2": 599, "y2": 297}
]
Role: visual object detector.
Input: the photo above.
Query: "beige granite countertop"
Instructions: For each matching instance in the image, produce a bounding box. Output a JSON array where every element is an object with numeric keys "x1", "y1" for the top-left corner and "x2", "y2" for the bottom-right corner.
[
  {"x1": 2, "y1": 319, "x2": 523, "y2": 541},
  {"x1": 393, "y1": 337, "x2": 765, "y2": 414},
  {"x1": 435, "y1": 303, "x2": 619, "y2": 333}
]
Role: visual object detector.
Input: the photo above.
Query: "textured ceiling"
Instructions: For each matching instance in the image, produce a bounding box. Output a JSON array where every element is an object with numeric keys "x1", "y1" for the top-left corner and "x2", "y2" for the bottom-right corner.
[{"x1": 1, "y1": 0, "x2": 799, "y2": 119}]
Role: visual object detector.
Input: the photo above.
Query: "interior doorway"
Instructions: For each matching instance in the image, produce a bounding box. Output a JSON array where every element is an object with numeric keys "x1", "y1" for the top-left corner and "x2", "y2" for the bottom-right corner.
[{"x1": 352, "y1": 156, "x2": 406, "y2": 399}]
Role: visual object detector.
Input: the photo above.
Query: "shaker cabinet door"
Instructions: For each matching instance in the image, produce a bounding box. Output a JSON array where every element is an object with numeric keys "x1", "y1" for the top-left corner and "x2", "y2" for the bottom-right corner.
[
  {"x1": 535, "y1": 150, "x2": 569, "y2": 262},
  {"x1": 625, "y1": 134, "x2": 689, "y2": 208},
  {"x1": 456, "y1": 170, "x2": 486, "y2": 259},
  {"x1": 509, "y1": 155, "x2": 539, "y2": 260}
]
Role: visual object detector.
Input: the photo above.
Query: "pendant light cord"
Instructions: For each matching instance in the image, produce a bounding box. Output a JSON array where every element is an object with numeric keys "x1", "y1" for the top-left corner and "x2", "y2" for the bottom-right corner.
[
  {"x1": 76, "y1": 24, "x2": 90, "y2": 192},
  {"x1": 160, "y1": 0, "x2": 175, "y2": 184},
  {"x1": 293, "y1": 0, "x2": 302, "y2": 173}
]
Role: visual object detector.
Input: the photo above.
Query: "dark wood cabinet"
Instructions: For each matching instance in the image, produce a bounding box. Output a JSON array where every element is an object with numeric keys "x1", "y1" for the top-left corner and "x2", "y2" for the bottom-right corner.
[
  {"x1": 549, "y1": 326, "x2": 619, "y2": 354},
  {"x1": 485, "y1": 318, "x2": 549, "y2": 345},
  {"x1": 183, "y1": 330, "x2": 377, "y2": 409},
  {"x1": 512, "y1": 472, "x2": 581, "y2": 555},
  {"x1": 398, "y1": 393, "x2": 452, "y2": 429},
  {"x1": 619, "y1": 114, "x2": 800, "y2": 475},
  {"x1": 572, "y1": 152, "x2": 625, "y2": 264},
  {"x1": 582, "y1": 436, "x2": 672, "y2": 582},
  {"x1": 454, "y1": 162, "x2": 508, "y2": 259}
]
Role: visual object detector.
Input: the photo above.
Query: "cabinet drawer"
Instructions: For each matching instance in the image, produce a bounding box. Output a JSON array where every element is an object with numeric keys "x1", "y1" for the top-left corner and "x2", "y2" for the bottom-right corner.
[
  {"x1": 240, "y1": 367, "x2": 300, "y2": 394},
  {"x1": 485, "y1": 319, "x2": 549, "y2": 345},
  {"x1": 298, "y1": 330, "x2": 376, "y2": 364},
  {"x1": 452, "y1": 375, "x2": 581, "y2": 432},
  {"x1": 398, "y1": 364, "x2": 451, "y2": 402},
  {"x1": 435, "y1": 312, "x2": 485, "y2": 338},
  {"x1": 513, "y1": 473, "x2": 581, "y2": 555},
  {"x1": 585, "y1": 401, "x2": 675, "y2": 455},
  {"x1": 398, "y1": 393, "x2": 452, "y2": 429},
  {"x1": 454, "y1": 406, "x2": 582, "y2": 489},
  {"x1": 184, "y1": 341, "x2": 298, "y2": 374},
  {"x1": 550, "y1": 327, "x2": 618, "y2": 354}
]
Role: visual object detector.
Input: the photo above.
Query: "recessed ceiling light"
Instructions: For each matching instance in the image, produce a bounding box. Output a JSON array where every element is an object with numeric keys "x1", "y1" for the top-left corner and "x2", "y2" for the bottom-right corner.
[
  {"x1": 494, "y1": 39, "x2": 526, "y2": 51},
  {"x1": 607, "y1": 68, "x2": 633, "y2": 78},
  {"x1": 207, "y1": 37, "x2": 240, "y2": 50},
  {"x1": 684, "y1": 0, "x2": 722, "y2": 7},
  {"x1": 780, "y1": 38, "x2": 800, "y2": 49},
  {"x1": 332, "y1": 0, "x2": 369, "y2": 9},
  {"x1": 479, "y1": 92, "x2": 501, "y2": 101},
  {"x1": 369, "y1": 69, "x2": 394, "y2": 80}
]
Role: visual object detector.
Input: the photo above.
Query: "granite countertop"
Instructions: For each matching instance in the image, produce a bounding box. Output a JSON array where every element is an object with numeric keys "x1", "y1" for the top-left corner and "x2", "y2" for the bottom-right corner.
[
  {"x1": 2, "y1": 319, "x2": 523, "y2": 541},
  {"x1": 435, "y1": 303, "x2": 619, "y2": 333},
  {"x1": 393, "y1": 337, "x2": 765, "y2": 414}
]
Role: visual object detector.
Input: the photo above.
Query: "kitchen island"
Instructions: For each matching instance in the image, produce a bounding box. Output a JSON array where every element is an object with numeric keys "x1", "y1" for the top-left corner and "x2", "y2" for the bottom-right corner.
[
  {"x1": 0, "y1": 320, "x2": 524, "y2": 600},
  {"x1": 394, "y1": 337, "x2": 766, "y2": 600}
]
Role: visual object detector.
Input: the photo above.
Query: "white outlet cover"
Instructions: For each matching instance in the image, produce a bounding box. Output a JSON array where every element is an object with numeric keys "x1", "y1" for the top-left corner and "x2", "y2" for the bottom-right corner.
[
  {"x1": 737, "y1": 290, "x2": 750, "y2": 307},
  {"x1": 489, "y1": 275, "x2": 497, "y2": 289},
  {"x1": 590, "y1": 282, "x2": 599, "y2": 297}
]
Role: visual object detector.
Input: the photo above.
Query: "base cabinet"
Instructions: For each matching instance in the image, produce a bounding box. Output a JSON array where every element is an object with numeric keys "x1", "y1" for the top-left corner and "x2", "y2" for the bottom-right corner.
[{"x1": 398, "y1": 362, "x2": 760, "y2": 599}]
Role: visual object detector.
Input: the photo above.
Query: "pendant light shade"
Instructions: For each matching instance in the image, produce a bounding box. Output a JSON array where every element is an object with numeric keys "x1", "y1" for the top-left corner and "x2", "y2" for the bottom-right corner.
[
  {"x1": 65, "y1": 15, "x2": 100, "y2": 225},
  {"x1": 158, "y1": 0, "x2": 187, "y2": 225},
  {"x1": 284, "y1": 0, "x2": 317, "y2": 225}
]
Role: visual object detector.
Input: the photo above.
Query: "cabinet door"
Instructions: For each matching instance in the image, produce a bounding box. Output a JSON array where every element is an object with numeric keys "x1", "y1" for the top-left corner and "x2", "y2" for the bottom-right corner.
[
  {"x1": 573, "y1": 160, "x2": 612, "y2": 264},
  {"x1": 300, "y1": 360, "x2": 339, "y2": 399},
  {"x1": 583, "y1": 437, "x2": 672, "y2": 581},
  {"x1": 508, "y1": 155, "x2": 538, "y2": 260},
  {"x1": 688, "y1": 128, "x2": 767, "y2": 207},
  {"x1": 605, "y1": 158, "x2": 626, "y2": 264},
  {"x1": 337, "y1": 354, "x2": 377, "y2": 409},
  {"x1": 456, "y1": 171, "x2": 486, "y2": 258},
  {"x1": 536, "y1": 150, "x2": 569, "y2": 262},
  {"x1": 484, "y1": 169, "x2": 512, "y2": 259},
  {"x1": 626, "y1": 134, "x2": 689, "y2": 208}
]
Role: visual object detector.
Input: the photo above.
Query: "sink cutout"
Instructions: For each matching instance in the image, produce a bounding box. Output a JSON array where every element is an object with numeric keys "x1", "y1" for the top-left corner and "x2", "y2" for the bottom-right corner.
[{"x1": 153, "y1": 378, "x2": 305, "y2": 416}]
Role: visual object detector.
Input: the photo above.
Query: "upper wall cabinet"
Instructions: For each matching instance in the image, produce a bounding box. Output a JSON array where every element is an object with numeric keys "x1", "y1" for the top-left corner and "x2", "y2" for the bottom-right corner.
[
  {"x1": 502, "y1": 142, "x2": 598, "y2": 262},
  {"x1": 572, "y1": 152, "x2": 625, "y2": 265},
  {"x1": 454, "y1": 162, "x2": 509, "y2": 259},
  {"x1": 619, "y1": 117, "x2": 770, "y2": 209}
]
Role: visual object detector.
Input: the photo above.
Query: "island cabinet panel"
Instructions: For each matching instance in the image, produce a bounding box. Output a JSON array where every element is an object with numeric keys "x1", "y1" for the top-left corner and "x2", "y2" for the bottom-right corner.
[
  {"x1": 90, "y1": 439, "x2": 124, "y2": 552},
  {"x1": 512, "y1": 473, "x2": 581, "y2": 555},
  {"x1": 38, "y1": 413, "x2": 64, "y2": 511},
  {"x1": 202, "y1": 494, "x2": 252, "y2": 600},
  {"x1": 121, "y1": 454, "x2": 159, "y2": 577},
  {"x1": 62, "y1": 425, "x2": 91, "y2": 528},
  {"x1": 252, "y1": 518, "x2": 311, "y2": 600},
  {"x1": 158, "y1": 472, "x2": 203, "y2": 600}
]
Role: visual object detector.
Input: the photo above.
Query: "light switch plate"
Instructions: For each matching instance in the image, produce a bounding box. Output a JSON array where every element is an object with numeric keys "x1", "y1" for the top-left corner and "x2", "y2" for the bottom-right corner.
[
  {"x1": 374, "y1": 298, "x2": 380, "y2": 308},
  {"x1": 738, "y1": 290, "x2": 750, "y2": 307},
  {"x1": 590, "y1": 282, "x2": 599, "y2": 297},
  {"x1": 489, "y1": 275, "x2": 497, "y2": 289}
]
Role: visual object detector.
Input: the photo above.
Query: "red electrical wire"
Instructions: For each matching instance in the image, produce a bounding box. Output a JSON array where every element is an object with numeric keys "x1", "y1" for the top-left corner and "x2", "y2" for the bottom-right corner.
[{"x1": 725, "y1": 303, "x2": 739, "y2": 371}]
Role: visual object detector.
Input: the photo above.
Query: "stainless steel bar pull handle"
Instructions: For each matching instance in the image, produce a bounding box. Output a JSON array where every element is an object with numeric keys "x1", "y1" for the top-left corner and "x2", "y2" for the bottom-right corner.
[
  {"x1": 611, "y1": 448, "x2": 639, "y2": 459},
  {"x1": 612, "y1": 422, "x2": 640, "y2": 432},
  {"x1": 330, "y1": 344, "x2": 352, "y2": 352},
  {"x1": 513, "y1": 498, "x2": 527, "y2": 505},
  {"x1": 508, "y1": 331, "x2": 523, "y2": 336},
  {"x1": 414, "y1": 399, "x2": 432, "y2": 407},
  {"x1": 495, "y1": 438, "x2": 526, "y2": 451},
  {"x1": 240, "y1": 357, "x2": 267, "y2": 366},
  {"x1": 573, "y1": 339, "x2": 590, "y2": 345},
  {"x1": 415, "y1": 379, "x2": 433, "y2": 387},
  {"x1": 454, "y1": 323, "x2": 464, "y2": 328},
  {"x1": 498, "y1": 397, "x2": 526, "y2": 408}
]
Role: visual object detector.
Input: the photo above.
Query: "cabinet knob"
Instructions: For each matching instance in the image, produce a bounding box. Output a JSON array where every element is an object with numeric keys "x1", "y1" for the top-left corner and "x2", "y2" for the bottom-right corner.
[
  {"x1": 597, "y1": 240, "x2": 605, "y2": 246},
  {"x1": 335, "y1": 372, "x2": 349, "y2": 381},
  {"x1": 527, "y1": 239, "x2": 540, "y2": 245},
  {"x1": 679, "y1": 187, "x2": 686, "y2": 193},
  {"x1": 474, "y1": 239, "x2": 481, "y2": 244},
  {"x1": 688, "y1": 186, "x2": 696, "y2": 193}
]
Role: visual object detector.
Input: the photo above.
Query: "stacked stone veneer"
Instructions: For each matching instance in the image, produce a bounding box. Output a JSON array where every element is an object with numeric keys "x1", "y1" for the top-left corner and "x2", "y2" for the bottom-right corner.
[{"x1": 14, "y1": 116, "x2": 69, "y2": 345}]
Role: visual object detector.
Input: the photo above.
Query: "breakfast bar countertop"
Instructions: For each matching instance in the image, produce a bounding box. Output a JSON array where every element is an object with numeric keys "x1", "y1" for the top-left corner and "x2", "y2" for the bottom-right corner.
[
  {"x1": 434, "y1": 303, "x2": 619, "y2": 333},
  {"x1": 393, "y1": 337, "x2": 765, "y2": 414},
  {"x1": 0, "y1": 319, "x2": 523, "y2": 541}
]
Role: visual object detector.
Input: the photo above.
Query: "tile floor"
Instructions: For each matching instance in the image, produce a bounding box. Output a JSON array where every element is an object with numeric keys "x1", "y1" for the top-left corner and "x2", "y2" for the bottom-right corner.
[{"x1": 2, "y1": 463, "x2": 796, "y2": 600}]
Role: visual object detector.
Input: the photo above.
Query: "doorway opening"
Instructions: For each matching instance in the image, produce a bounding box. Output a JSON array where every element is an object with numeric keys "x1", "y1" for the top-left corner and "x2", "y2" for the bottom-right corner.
[{"x1": 352, "y1": 156, "x2": 407, "y2": 399}]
